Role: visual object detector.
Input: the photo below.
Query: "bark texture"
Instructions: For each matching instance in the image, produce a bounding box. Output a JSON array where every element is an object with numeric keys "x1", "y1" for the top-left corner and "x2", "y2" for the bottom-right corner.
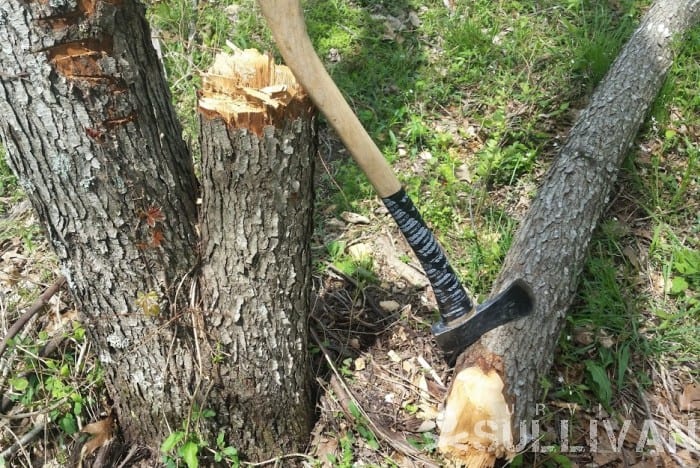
[
  {"x1": 198, "y1": 50, "x2": 316, "y2": 459},
  {"x1": 439, "y1": 0, "x2": 700, "y2": 464},
  {"x1": 1, "y1": 0, "x2": 197, "y2": 454}
]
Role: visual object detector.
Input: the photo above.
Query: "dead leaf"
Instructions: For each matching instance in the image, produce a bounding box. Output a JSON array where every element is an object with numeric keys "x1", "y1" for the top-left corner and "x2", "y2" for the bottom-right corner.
[
  {"x1": 678, "y1": 383, "x2": 700, "y2": 411},
  {"x1": 80, "y1": 416, "x2": 114, "y2": 459},
  {"x1": 598, "y1": 329, "x2": 615, "y2": 348},
  {"x1": 313, "y1": 436, "x2": 338, "y2": 467},
  {"x1": 573, "y1": 327, "x2": 594, "y2": 346},
  {"x1": 593, "y1": 450, "x2": 623, "y2": 466},
  {"x1": 141, "y1": 205, "x2": 165, "y2": 227}
]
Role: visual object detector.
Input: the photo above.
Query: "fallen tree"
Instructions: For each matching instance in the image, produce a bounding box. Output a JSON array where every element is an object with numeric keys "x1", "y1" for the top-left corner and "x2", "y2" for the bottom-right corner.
[{"x1": 438, "y1": 0, "x2": 700, "y2": 465}]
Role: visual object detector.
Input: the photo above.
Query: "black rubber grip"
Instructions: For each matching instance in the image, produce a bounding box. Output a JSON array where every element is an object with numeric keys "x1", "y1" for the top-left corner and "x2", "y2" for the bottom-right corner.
[{"x1": 382, "y1": 188, "x2": 473, "y2": 322}]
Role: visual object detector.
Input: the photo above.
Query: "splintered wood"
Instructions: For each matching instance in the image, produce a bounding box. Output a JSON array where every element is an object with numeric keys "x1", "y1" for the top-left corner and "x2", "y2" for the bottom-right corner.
[
  {"x1": 439, "y1": 365, "x2": 513, "y2": 468},
  {"x1": 198, "y1": 48, "x2": 311, "y2": 134}
]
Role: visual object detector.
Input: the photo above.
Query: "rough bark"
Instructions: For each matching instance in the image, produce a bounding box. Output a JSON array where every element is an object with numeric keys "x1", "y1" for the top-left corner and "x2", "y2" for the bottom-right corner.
[
  {"x1": 439, "y1": 1, "x2": 700, "y2": 465},
  {"x1": 0, "y1": 0, "x2": 207, "y2": 451},
  {"x1": 197, "y1": 49, "x2": 316, "y2": 459}
]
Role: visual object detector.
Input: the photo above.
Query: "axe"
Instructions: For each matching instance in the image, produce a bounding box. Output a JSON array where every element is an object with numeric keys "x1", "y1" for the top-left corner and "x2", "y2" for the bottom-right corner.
[{"x1": 258, "y1": 0, "x2": 533, "y2": 360}]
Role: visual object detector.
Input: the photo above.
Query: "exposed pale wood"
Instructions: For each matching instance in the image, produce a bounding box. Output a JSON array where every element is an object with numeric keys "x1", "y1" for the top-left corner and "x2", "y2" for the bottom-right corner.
[
  {"x1": 198, "y1": 48, "x2": 310, "y2": 134},
  {"x1": 439, "y1": 1, "x2": 700, "y2": 464},
  {"x1": 198, "y1": 49, "x2": 316, "y2": 459}
]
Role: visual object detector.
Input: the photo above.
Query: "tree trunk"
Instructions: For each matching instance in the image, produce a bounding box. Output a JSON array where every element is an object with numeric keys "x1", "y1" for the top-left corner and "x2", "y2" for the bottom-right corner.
[
  {"x1": 438, "y1": 1, "x2": 700, "y2": 465},
  {"x1": 0, "y1": 0, "x2": 201, "y2": 449},
  {"x1": 197, "y1": 49, "x2": 316, "y2": 459},
  {"x1": 0, "y1": 0, "x2": 316, "y2": 462}
]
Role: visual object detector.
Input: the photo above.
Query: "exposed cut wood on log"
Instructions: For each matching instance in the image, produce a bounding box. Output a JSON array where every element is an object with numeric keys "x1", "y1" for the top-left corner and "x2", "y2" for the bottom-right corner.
[{"x1": 438, "y1": 1, "x2": 700, "y2": 465}]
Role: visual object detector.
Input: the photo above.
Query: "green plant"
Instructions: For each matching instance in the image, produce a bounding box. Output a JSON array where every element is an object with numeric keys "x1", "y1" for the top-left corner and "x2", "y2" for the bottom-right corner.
[
  {"x1": 4, "y1": 322, "x2": 101, "y2": 438},
  {"x1": 160, "y1": 408, "x2": 240, "y2": 468}
]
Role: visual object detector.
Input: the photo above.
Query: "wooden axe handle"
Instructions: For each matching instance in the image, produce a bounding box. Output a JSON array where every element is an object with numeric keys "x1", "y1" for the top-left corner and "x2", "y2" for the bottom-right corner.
[{"x1": 258, "y1": 0, "x2": 401, "y2": 197}]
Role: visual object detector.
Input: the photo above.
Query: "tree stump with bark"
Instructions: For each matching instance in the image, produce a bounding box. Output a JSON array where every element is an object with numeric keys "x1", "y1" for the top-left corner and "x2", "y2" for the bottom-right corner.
[
  {"x1": 438, "y1": 1, "x2": 700, "y2": 466},
  {"x1": 197, "y1": 48, "x2": 316, "y2": 458}
]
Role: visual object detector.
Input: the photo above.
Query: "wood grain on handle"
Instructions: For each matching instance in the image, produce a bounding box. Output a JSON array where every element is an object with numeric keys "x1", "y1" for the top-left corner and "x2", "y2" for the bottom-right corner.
[{"x1": 258, "y1": 0, "x2": 402, "y2": 197}]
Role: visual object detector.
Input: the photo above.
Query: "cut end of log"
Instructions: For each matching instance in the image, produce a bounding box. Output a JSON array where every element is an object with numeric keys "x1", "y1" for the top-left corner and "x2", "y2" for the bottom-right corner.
[
  {"x1": 198, "y1": 48, "x2": 312, "y2": 134},
  {"x1": 438, "y1": 365, "x2": 514, "y2": 467}
]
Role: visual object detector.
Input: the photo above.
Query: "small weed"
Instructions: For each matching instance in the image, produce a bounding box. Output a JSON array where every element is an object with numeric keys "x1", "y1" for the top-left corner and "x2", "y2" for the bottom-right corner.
[
  {"x1": 324, "y1": 240, "x2": 378, "y2": 286},
  {"x1": 407, "y1": 431, "x2": 438, "y2": 453},
  {"x1": 3, "y1": 322, "x2": 101, "y2": 439},
  {"x1": 160, "y1": 408, "x2": 240, "y2": 468},
  {"x1": 0, "y1": 146, "x2": 19, "y2": 204}
]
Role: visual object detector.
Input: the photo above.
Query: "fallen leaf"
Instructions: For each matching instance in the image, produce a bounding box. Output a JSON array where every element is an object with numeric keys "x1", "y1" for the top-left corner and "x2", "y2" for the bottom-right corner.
[
  {"x1": 678, "y1": 383, "x2": 700, "y2": 411},
  {"x1": 354, "y1": 357, "x2": 366, "y2": 371},
  {"x1": 593, "y1": 450, "x2": 622, "y2": 466},
  {"x1": 80, "y1": 416, "x2": 114, "y2": 458},
  {"x1": 141, "y1": 205, "x2": 165, "y2": 227},
  {"x1": 573, "y1": 327, "x2": 594, "y2": 346},
  {"x1": 313, "y1": 436, "x2": 338, "y2": 465}
]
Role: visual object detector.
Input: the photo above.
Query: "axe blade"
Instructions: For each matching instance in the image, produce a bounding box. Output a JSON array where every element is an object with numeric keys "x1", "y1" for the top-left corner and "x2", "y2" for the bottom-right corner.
[{"x1": 432, "y1": 279, "x2": 534, "y2": 362}]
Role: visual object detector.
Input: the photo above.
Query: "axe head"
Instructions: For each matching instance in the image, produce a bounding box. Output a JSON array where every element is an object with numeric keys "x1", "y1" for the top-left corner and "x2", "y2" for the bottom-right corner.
[{"x1": 432, "y1": 279, "x2": 534, "y2": 362}]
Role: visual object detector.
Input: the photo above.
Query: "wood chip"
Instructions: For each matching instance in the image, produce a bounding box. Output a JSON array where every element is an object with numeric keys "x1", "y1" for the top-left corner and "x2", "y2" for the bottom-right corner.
[
  {"x1": 416, "y1": 420, "x2": 436, "y2": 432},
  {"x1": 379, "y1": 300, "x2": 401, "y2": 313},
  {"x1": 388, "y1": 350, "x2": 402, "y2": 363}
]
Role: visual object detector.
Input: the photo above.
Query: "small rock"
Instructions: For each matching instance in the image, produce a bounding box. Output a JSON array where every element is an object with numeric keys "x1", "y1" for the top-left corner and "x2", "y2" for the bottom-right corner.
[
  {"x1": 341, "y1": 211, "x2": 370, "y2": 224},
  {"x1": 456, "y1": 163, "x2": 471, "y2": 182},
  {"x1": 379, "y1": 300, "x2": 401, "y2": 313},
  {"x1": 419, "y1": 150, "x2": 433, "y2": 160}
]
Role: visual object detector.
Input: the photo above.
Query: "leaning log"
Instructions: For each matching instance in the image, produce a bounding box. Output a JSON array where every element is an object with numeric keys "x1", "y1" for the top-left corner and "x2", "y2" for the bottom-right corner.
[
  {"x1": 438, "y1": 1, "x2": 700, "y2": 465},
  {"x1": 197, "y1": 48, "x2": 316, "y2": 459}
]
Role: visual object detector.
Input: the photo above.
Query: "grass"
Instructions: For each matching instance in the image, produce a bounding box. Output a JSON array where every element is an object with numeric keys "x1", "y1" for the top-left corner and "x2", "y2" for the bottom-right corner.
[
  {"x1": 2, "y1": 0, "x2": 698, "y2": 465},
  {"x1": 146, "y1": 0, "x2": 698, "y2": 464}
]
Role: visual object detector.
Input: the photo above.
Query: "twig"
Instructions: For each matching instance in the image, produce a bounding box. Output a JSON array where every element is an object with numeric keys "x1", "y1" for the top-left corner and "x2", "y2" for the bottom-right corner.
[
  {"x1": 635, "y1": 382, "x2": 687, "y2": 466},
  {"x1": 0, "y1": 276, "x2": 67, "y2": 360},
  {"x1": 241, "y1": 453, "x2": 315, "y2": 467},
  {"x1": 0, "y1": 416, "x2": 47, "y2": 460},
  {"x1": 310, "y1": 328, "x2": 440, "y2": 467}
]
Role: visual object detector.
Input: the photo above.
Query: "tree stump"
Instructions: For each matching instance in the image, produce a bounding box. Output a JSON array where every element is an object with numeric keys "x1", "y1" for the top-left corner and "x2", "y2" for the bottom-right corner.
[
  {"x1": 197, "y1": 48, "x2": 316, "y2": 459},
  {"x1": 438, "y1": 1, "x2": 700, "y2": 465}
]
